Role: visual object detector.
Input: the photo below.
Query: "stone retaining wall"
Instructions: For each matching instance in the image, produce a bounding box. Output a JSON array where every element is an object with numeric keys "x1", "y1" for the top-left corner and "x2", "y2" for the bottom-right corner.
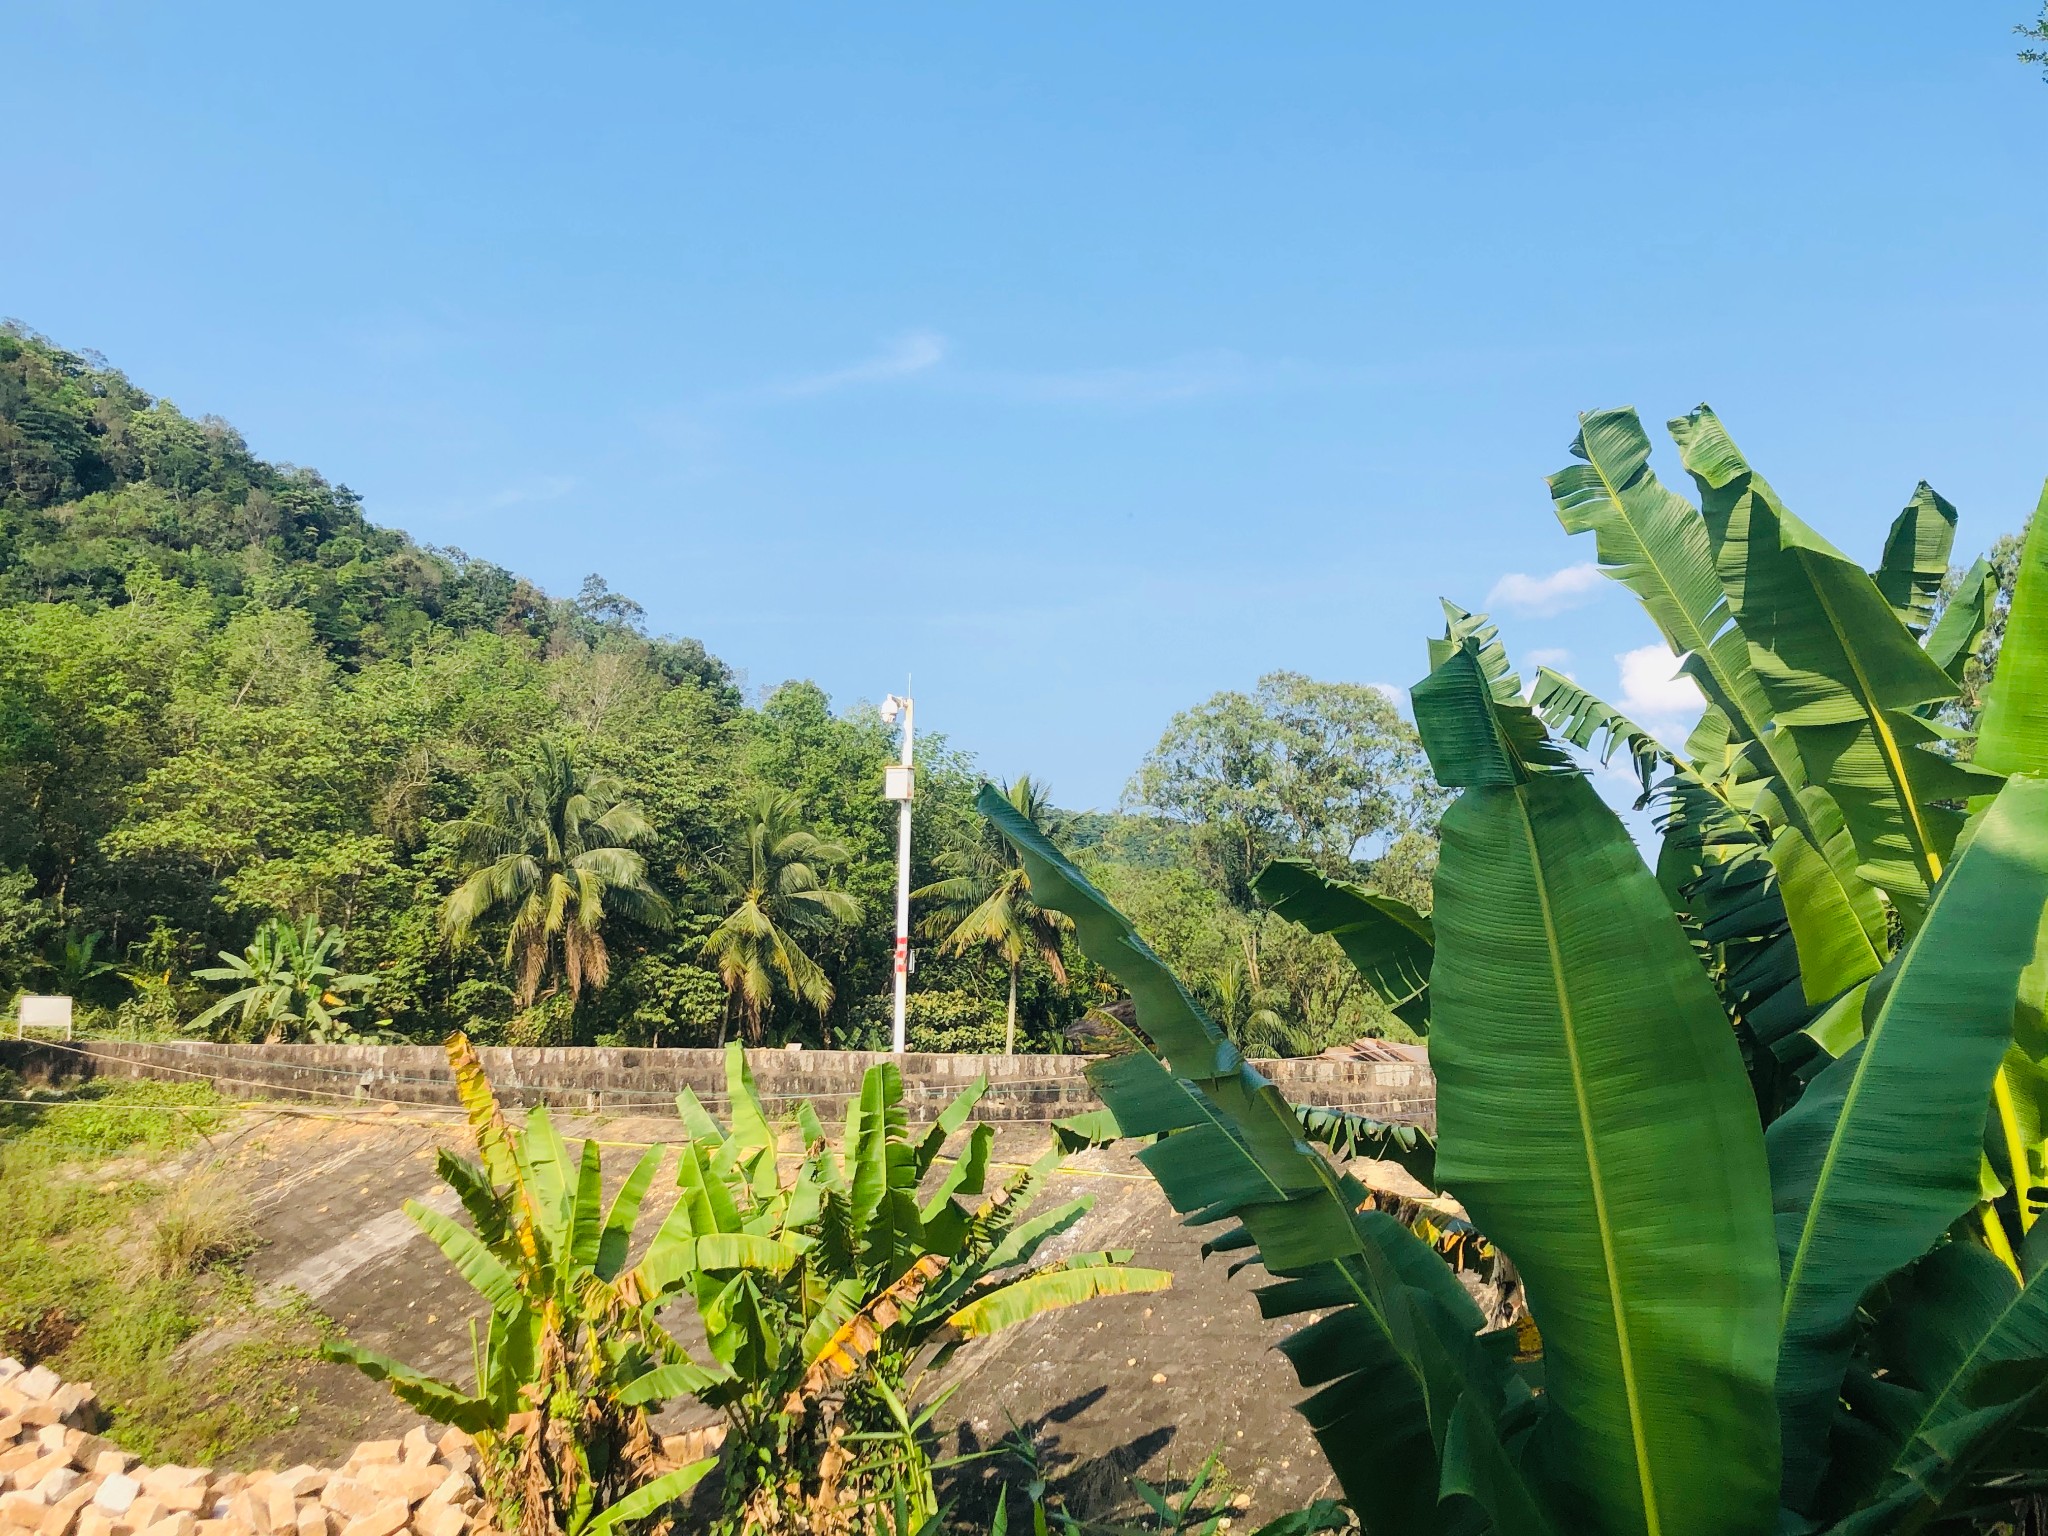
[{"x1": 0, "y1": 1040, "x2": 1434, "y2": 1127}]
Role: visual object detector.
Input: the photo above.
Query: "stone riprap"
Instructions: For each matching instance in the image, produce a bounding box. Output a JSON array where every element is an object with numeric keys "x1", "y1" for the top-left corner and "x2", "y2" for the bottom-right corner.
[
  {"x1": 0, "y1": 1042, "x2": 1434, "y2": 1128},
  {"x1": 0, "y1": 1358, "x2": 499, "y2": 1536}
]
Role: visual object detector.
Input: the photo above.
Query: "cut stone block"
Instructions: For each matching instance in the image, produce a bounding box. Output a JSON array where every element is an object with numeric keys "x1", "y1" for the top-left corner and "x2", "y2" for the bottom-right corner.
[
  {"x1": 294, "y1": 1505, "x2": 329, "y2": 1536},
  {"x1": 318, "y1": 1482, "x2": 379, "y2": 1522},
  {"x1": 138, "y1": 1513, "x2": 197, "y2": 1536},
  {"x1": 92, "y1": 1479, "x2": 139, "y2": 1517},
  {"x1": 357, "y1": 1471, "x2": 437, "y2": 1510},
  {"x1": 13, "y1": 1373, "x2": 57, "y2": 1407},
  {"x1": 397, "y1": 1434, "x2": 433, "y2": 1472},
  {"x1": 135, "y1": 1474, "x2": 201, "y2": 1499},
  {"x1": 29, "y1": 1474, "x2": 78, "y2": 1506},
  {"x1": 17, "y1": 1461, "x2": 70, "y2": 1494},
  {"x1": 339, "y1": 1499, "x2": 409, "y2": 1536},
  {"x1": 348, "y1": 1448, "x2": 399, "y2": 1471}
]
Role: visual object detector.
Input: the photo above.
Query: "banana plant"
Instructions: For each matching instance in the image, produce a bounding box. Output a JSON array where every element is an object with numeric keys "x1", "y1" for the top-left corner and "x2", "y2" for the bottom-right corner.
[
  {"x1": 661, "y1": 1044, "x2": 1172, "y2": 1534},
  {"x1": 323, "y1": 1034, "x2": 725, "y2": 1536},
  {"x1": 974, "y1": 421, "x2": 2048, "y2": 1535}
]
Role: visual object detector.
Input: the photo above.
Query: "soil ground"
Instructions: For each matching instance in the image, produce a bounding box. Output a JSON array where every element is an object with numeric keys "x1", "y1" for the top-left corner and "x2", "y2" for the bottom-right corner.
[{"x1": 168, "y1": 1102, "x2": 1337, "y2": 1525}]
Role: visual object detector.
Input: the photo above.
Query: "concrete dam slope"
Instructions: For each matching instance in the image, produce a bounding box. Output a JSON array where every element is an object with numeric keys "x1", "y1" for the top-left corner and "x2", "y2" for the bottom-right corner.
[{"x1": 4, "y1": 1042, "x2": 1437, "y2": 1524}]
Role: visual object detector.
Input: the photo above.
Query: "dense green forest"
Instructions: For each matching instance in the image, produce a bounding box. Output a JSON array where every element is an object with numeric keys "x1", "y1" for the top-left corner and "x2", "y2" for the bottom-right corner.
[{"x1": 0, "y1": 325, "x2": 1440, "y2": 1051}]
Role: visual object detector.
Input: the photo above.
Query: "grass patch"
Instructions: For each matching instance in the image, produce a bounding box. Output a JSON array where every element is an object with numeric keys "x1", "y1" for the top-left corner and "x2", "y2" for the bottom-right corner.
[{"x1": 0, "y1": 1075, "x2": 316, "y2": 1463}]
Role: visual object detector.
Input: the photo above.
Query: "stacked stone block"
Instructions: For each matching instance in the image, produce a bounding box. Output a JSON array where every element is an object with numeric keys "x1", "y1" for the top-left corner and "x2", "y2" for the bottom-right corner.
[{"x1": 0, "y1": 1361, "x2": 490, "y2": 1536}]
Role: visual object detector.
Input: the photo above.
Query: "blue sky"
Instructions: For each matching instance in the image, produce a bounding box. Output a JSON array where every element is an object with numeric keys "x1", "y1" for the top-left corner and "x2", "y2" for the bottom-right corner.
[{"x1": 6, "y1": 2, "x2": 2046, "y2": 810}]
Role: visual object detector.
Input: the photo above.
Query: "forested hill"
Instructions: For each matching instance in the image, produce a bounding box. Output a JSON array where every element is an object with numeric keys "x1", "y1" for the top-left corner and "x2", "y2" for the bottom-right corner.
[
  {"x1": 0, "y1": 326, "x2": 727, "y2": 687},
  {"x1": 0, "y1": 324, "x2": 1434, "y2": 1055},
  {"x1": 0, "y1": 323, "x2": 1000, "y2": 1048}
]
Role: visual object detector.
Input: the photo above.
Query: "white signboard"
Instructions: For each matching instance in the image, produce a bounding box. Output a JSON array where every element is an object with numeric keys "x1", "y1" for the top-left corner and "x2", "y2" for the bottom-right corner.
[{"x1": 17, "y1": 995, "x2": 73, "y2": 1038}]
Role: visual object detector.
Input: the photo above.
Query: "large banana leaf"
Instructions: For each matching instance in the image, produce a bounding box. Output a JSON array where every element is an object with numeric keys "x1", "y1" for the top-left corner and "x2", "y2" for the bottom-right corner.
[
  {"x1": 1416, "y1": 637, "x2": 1782, "y2": 1536},
  {"x1": 1925, "y1": 556, "x2": 1995, "y2": 687},
  {"x1": 943, "y1": 1252, "x2": 1172, "y2": 1337},
  {"x1": 1547, "y1": 409, "x2": 1826, "y2": 834},
  {"x1": 595, "y1": 1146, "x2": 664, "y2": 1281},
  {"x1": 1531, "y1": 667, "x2": 1876, "y2": 1056},
  {"x1": 1767, "y1": 777, "x2": 2048, "y2": 1511},
  {"x1": 319, "y1": 1338, "x2": 499, "y2": 1432},
  {"x1": 979, "y1": 785, "x2": 1533, "y2": 1536},
  {"x1": 1822, "y1": 1235, "x2": 2048, "y2": 1532},
  {"x1": 1871, "y1": 483, "x2": 1958, "y2": 635},
  {"x1": 1252, "y1": 858, "x2": 1433, "y2": 1030},
  {"x1": 407, "y1": 1200, "x2": 525, "y2": 1312},
  {"x1": 583, "y1": 1460, "x2": 716, "y2": 1536},
  {"x1": 1673, "y1": 406, "x2": 2001, "y2": 913},
  {"x1": 1976, "y1": 482, "x2": 2048, "y2": 777}
]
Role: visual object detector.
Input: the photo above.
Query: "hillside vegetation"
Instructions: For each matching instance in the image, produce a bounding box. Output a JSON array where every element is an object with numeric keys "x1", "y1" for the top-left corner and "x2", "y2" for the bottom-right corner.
[{"x1": 0, "y1": 326, "x2": 1433, "y2": 1049}]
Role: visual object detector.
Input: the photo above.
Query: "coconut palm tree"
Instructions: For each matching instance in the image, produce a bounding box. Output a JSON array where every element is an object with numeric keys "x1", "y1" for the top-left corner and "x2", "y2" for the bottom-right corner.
[
  {"x1": 914, "y1": 775, "x2": 1072, "y2": 1055},
  {"x1": 442, "y1": 743, "x2": 670, "y2": 1008},
  {"x1": 699, "y1": 789, "x2": 860, "y2": 1044},
  {"x1": 190, "y1": 916, "x2": 375, "y2": 1043}
]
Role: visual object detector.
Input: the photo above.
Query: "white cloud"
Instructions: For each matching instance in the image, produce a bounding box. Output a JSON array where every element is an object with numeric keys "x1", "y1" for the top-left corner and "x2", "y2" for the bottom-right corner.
[
  {"x1": 1525, "y1": 646, "x2": 1573, "y2": 670},
  {"x1": 776, "y1": 330, "x2": 949, "y2": 397},
  {"x1": 1485, "y1": 562, "x2": 1606, "y2": 618},
  {"x1": 1614, "y1": 642, "x2": 1705, "y2": 746}
]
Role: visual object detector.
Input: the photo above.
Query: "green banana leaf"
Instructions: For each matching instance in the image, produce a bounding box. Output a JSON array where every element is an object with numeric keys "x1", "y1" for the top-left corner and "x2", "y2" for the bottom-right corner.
[
  {"x1": 1530, "y1": 667, "x2": 1678, "y2": 802},
  {"x1": 435, "y1": 1147, "x2": 511, "y2": 1252},
  {"x1": 1925, "y1": 556, "x2": 1995, "y2": 687},
  {"x1": 1530, "y1": 665, "x2": 1875, "y2": 1071},
  {"x1": 1767, "y1": 776, "x2": 2048, "y2": 1512},
  {"x1": 582, "y1": 1459, "x2": 716, "y2": 1536},
  {"x1": 980, "y1": 785, "x2": 1536, "y2": 1536},
  {"x1": 1547, "y1": 407, "x2": 1817, "y2": 820},
  {"x1": 1252, "y1": 858, "x2": 1434, "y2": 1030},
  {"x1": 318, "y1": 1337, "x2": 500, "y2": 1432},
  {"x1": 518, "y1": 1102, "x2": 577, "y2": 1254},
  {"x1": 595, "y1": 1145, "x2": 664, "y2": 1281},
  {"x1": 914, "y1": 1076, "x2": 988, "y2": 1178},
  {"x1": 722, "y1": 1041, "x2": 784, "y2": 1201},
  {"x1": 1294, "y1": 1105, "x2": 1438, "y2": 1191},
  {"x1": 1416, "y1": 635, "x2": 1782, "y2": 1536},
  {"x1": 569, "y1": 1137, "x2": 605, "y2": 1269},
  {"x1": 616, "y1": 1359, "x2": 732, "y2": 1406},
  {"x1": 1976, "y1": 482, "x2": 2048, "y2": 777},
  {"x1": 1673, "y1": 405, "x2": 2000, "y2": 913},
  {"x1": 943, "y1": 1254, "x2": 1172, "y2": 1337},
  {"x1": 1825, "y1": 1234, "x2": 2048, "y2": 1532},
  {"x1": 1989, "y1": 910, "x2": 2048, "y2": 1234},
  {"x1": 406, "y1": 1200, "x2": 524, "y2": 1313},
  {"x1": 1871, "y1": 483, "x2": 1958, "y2": 635}
]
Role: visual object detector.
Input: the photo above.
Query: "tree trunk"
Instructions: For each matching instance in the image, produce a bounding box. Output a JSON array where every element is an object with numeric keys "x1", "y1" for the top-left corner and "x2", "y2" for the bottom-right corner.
[{"x1": 1005, "y1": 962, "x2": 1018, "y2": 1057}]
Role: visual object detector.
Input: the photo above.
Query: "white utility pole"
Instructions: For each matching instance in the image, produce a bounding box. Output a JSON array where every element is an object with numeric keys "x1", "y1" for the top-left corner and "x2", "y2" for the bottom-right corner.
[{"x1": 880, "y1": 690, "x2": 915, "y2": 1053}]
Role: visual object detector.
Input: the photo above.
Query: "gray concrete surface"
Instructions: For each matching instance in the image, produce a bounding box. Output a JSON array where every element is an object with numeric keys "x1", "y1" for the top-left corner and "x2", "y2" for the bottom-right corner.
[{"x1": 165, "y1": 1103, "x2": 1341, "y2": 1525}]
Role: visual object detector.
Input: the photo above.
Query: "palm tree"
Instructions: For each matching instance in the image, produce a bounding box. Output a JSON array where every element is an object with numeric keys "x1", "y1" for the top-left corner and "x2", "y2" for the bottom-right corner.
[
  {"x1": 914, "y1": 775, "x2": 1072, "y2": 1056},
  {"x1": 442, "y1": 743, "x2": 670, "y2": 1008},
  {"x1": 190, "y1": 916, "x2": 375, "y2": 1043},
  {"x1": 699, "y1": 788, "x2": 860, "y2": 1044}
]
